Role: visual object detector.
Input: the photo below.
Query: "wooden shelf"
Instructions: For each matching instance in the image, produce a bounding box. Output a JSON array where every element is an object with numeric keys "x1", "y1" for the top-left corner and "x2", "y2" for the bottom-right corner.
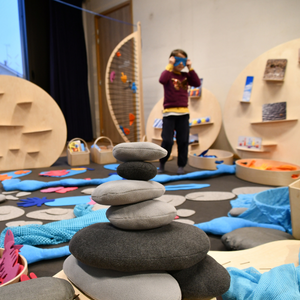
[
  {"x1": 190, "y1": 122, "x2": 213, "y2": 127},
  {"x1": 9, "y1": 148, "x2": 20, "y2": 151},
  {"x1": 0, "y1": 92, "x2": 4, "y2": 95},
  {"x1": 251, "y1": 119, "x2": 298, "y2": 125},
  {"x1": 240, "y1": 100, "x2": 250, "y2": 104},
  {"x1": 262, "y1": 142, "x2": 277, "y2": 147},
  {"x1": 17, "y1": 101, "x2": 33, "y2": 105},
  {"x1": 263, "y1": 78, "x2": 284, "y2": 82},
  {"x1": 236, "y1": 146, "x2": 270, "y2": 153},
  {"x1": 22, "y1": 128, "x2": 52, "y2": 134},
  {"x1": 27, "y1": 150, "x2": 40, "y2": 154},
  {"x1": 189, "y1": 96, "x2": 201, "y2": 99},
  {"x1": 0, "y1": 124, "x2": 23, "y2": 127}
]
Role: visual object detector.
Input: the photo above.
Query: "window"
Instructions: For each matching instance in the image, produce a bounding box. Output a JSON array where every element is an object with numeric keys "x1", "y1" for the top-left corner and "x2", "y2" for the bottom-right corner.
[{"x1": 0, "y1": 0, "x2": 28, "y2": 78}]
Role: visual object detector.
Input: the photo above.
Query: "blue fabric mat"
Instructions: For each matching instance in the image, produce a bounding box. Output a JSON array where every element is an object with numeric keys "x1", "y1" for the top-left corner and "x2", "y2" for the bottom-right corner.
[{"x1": 1, "y1": 164, "x2": 236, "y2": 192}]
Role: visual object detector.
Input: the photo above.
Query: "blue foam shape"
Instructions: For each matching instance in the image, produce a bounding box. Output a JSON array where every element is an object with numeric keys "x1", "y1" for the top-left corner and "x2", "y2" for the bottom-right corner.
[
  {"x1": 1, "y1": 165, "x2": 236, "y2": 192},
  {"x1": 45, "y1": 195, "x2": 92, "y2": 206},
  {"x1": 174, "y1": 56, "x2": 187, "y2": 66},
  {"x1": 39, "y1": 169, "x2": 87, "y2": 178},
  {"x1": 194, "y1": 216, "x2": 286, "y2": 236},
  {"x1": 104, "y1": 164, "x2": 120, "y2": 170},
  {"x1": 165, "y1": 184, "x2": 210, "y2": 191},
  {"x1": 0, "y1": 170, "x2": 32, "y2": 179},
  {"x1": 19, "y1": 244, "x2": 71, "y2": 264}
]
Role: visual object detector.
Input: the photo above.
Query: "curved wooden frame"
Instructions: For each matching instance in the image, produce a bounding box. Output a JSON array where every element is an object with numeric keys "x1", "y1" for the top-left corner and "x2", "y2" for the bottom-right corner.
[{"x1": 105, "y1": 22, "x2": 145, "y2": 143}]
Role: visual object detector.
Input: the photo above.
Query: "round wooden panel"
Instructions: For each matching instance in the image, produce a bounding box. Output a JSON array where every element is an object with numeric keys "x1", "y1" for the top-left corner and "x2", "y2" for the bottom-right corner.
[
  {"x1": 0, "y1": 75, "x2": 67, "y2": 171},
  {"x1": 223, "y1": 38, "x2": 300, "y2": 165},
  {"x1": 146, "y1": 88, "x2": 222, "y2": 156}
]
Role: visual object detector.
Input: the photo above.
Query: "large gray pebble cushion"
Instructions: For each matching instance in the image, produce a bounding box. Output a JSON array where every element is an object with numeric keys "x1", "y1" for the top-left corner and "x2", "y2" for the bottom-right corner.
[
  {"x1": 117, "y1": 161, "x2": 157, "y2": 180},
  {"x1": 63, "y1": 255, "x2": 181, "y2": 300},
  {"x1": 91, "y1": 180, "x2": 165, "y2": 206},
  {"x1": 169, "y1": 255, "x2": 230, "y2": 300},
  {"x1": 106, "y1": 199, "x2": 177, "y2": 230},
  {"x1": 113, "y1": 142, "x2": 167, "y2": 162},
  {"x1": 221, "y1": 227, "x2": 295, "y2": 250},
  {"x1": 0, "y1": 277, "x2": 75, "y2": 300},
  {"x1": 69, "y1": 222, "x2": 210, "y2": 272}
]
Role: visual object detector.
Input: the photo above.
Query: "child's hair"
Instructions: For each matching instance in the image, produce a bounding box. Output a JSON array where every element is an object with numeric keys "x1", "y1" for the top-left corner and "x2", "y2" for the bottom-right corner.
[{"x1": 170, "y1": 49, "x2": 188, "y2": 58}]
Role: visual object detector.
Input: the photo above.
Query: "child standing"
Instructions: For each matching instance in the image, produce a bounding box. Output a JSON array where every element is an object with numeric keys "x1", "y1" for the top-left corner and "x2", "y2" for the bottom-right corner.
[{"x1": 158, "y1": 49, "x2": 201, "y2": 174}]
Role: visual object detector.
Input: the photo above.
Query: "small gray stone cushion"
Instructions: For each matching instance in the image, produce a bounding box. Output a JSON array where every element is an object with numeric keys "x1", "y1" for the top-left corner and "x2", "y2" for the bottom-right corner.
[
  {"x1": 169, "y1": 255, "x2": 230, "y2": 300},
  {"x1": 63, "y1": 255, "x2": 182, "y2": 300},
  {"x1": 91, "y1": 180, "x2": 165, "y2": 206},
  {"x1": 106, "y1": 199, "x2": 177, "y2": 230},
  {"x1": 228, "y1": 207, "x2": 248, "y2": 217},
  {"x1": 117, "y1": 161, "x2": 157, "y2": 180},
  {"x1": 69, "y1": 222, "x2": 210, "y2": 272},
  {"x1": 221, "y1": 227, "x2": 296, "y2": 250},
  {"x1": 0, "y1": 277, "x2": 75, "y2": 300},
  {"x1": 113, "y1": 142, "x2": 167, "y2": 162}
]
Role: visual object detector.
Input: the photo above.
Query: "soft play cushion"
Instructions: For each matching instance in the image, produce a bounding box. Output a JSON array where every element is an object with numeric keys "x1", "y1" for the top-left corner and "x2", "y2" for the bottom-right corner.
[
  {"x1": 91, "y1": 180, "x2": 165, "y2": 206},
  {"x1": 63, "y1": 255, "x2": 182, "y2": 300},
  {"x1": 0, "y1": 277, "x2": 75, "y2": 300},
  {"x1": 169, "y1": 255, "x2": 230, "y2": 299},
  {"x1": 221, "y1": 227, "x2": 295, "y2": 250},
  {"x1": 228, "y1": 207, "x2": 248, "y2": 217},
  {"x1": 69, "y1": 222, "x2": 210, "y2": 272},
  {"x1": 113, "y1": 142, "x2": 167, "y2": 162},
  {"x1": 106, "y1": 199, "x2": 177, "y2": 230},
  {"x1": 117, "y1": 161, "x2": 157, "y2": 180}
]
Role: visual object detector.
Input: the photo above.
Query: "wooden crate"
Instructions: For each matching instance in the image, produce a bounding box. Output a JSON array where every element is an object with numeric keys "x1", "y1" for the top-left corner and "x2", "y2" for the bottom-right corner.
[
  {"x1": 91, "y1": 136, "x2": 116, "y2": 165},
  {"x1": 289, "y1": 179, "x2": 300, "y2": 239},
  {"x1": 67, "y1": 138, "x2": 90, "y2": 166}
]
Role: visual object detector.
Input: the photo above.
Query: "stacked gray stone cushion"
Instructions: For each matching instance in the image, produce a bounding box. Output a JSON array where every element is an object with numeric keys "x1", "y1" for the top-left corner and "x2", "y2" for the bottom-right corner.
[
  {"x1": 0, "y1": 277, "x2": 75, "y2": 300},
  {"x1": 106, "y1": 200, "x2": 177, "y2": 230},
  {"x1": 221, "y1": 227, "x2": 295, "y2": 250},
  {"x1": 64, "y1": 255, "x2": 181, "y2": 300},
  {"x1": 69, "y1": 222, "x2": 210, "y2": 272},
  {"x1": 169, "y1": 255, "x2": 230, "y2": 300},
  {"x1": 117, "y1": 161, "x2": 157, "y2": 180},
  {"x1": 113, "y1": 142, "x2": 167, "y2": 162},
  {"x1": 91, "y1": 180, "x2": 165, "y2": 206}
]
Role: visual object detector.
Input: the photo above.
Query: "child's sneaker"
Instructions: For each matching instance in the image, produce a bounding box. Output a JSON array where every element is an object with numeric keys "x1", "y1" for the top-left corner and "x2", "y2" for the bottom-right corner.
[
  {"x1": 177, "y1": 167, "x2": 185, "y2": 175},
  {"x1": 158, "y1": 163, "x2": 165, "y2": 174}
]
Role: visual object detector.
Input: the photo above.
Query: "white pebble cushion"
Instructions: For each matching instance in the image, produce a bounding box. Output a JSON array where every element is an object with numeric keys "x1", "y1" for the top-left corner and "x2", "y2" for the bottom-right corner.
[
  {"x1": 91, "y1": 180, "x2": 165, "y2": 206},
  {"x1": 63, "y1": 255, "x2": 182, "y2": 300},
  {"x1": 106, "y1": 199, "x2": 177, "y2": 230},
  {"x1": 113, "y1": 142, "x2": 167, "y2": 162}
]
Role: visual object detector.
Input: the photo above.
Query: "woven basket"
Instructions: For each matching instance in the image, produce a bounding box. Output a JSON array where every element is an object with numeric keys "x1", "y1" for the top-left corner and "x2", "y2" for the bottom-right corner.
[
  {"x1": 67, "y1": 138, "x2": 90, "y2": 166},
  {"x1": 91, "y1": 136, "x2": 116, "y2": 164}
]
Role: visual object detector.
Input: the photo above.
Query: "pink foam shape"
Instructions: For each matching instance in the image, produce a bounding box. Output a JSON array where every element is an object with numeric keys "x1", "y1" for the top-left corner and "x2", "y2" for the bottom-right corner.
[
  {"x1": 55, "y1": 187, "x2": 78, "y2": 194},
  {"x1": 40, "y1": 187, "x2": 65, "y2": 193}
]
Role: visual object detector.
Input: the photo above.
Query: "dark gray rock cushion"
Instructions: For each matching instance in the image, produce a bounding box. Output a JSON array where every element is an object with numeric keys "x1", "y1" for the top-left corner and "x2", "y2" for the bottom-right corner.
[
  {"x1": 0, "y1": 277, "x2": 75, "y2": 300},
  {"x1": 91, "y1": 180, "x2": 165, "y2": 206},
  {"x1": 106, "y1": 199, "x2": 177, "y2": 230},
  {"x1": 113, "y1": 142, "x2": 167, "y2": 162},
  {"x1": 63, "y1": 255, "x2": 182, "y2": 300},
  {"x1": 117, "y1": 161, "x2": 157, "y2": 180},
  {"x1": 69, "y1": 222, "x2": 210, "y2": 272},
  {"x1": 169, "y1": 255, "x2": 231, "y2": 300},
  {"x1": 221, "y1": 227, "x2": 295, "y2": 250}
]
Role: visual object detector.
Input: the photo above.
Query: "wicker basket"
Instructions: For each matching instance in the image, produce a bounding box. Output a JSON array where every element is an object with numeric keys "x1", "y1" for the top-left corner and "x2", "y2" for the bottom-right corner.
[
  {"x1": 91, "y1": 136, "x2": 116, "y2": 164},
  {"x1": 67, "y1": 138, "x2": 90, "y2": 166}
]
